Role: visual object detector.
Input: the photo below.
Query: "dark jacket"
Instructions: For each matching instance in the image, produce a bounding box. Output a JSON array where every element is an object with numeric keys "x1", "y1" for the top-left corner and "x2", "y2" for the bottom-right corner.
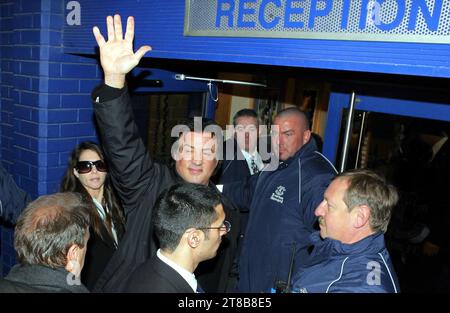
[
  {"x1": 0, "y1": 163, "x2": 31, "y2": 223},
  {"x1": 214, "y1": 138, "x2": 252, "y2": 185},
  {"x1": 213, "y1": 138, "x2": 255, "y2": 281},
  {"x1": 125, "y1": 256, "x2": 195, "y2": 293},
  {"x1": 92, "y1": 85, "x2": 240, "y2": 293},
  {"x1": 81, "y1": 223, "x2": 118, "y2": 290},
  {"x1": 292, "y1": 232, "x2": 400, "y2": 293},
  {"x1": 224, "y1": 138, "x2": 337, "y2": 292},
  {"x1": 0, "y1": 264, "x2": 89, "y2": 293}
]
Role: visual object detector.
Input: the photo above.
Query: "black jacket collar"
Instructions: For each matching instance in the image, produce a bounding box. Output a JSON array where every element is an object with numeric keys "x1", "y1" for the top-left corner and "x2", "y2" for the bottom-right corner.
[
  {"x1": 279, "y1": 137, "x2": 318, "y2": 168},
  {"x1": 6, "y1": 264, "x2": 89, "y2": 293}
]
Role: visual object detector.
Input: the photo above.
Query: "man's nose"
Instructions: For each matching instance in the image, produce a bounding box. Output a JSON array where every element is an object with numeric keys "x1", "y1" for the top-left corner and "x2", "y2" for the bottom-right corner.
[
  {"x1": 315, "y1": 200, "x2": 326, "y2": 216},
  {"x1": 192, "y1": 149, "x2": 203, "y2": 162}
]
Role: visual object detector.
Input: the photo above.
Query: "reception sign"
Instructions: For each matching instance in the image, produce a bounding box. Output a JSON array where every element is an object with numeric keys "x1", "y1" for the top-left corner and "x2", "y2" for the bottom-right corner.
[{"x1": 185, "y1": 0, "x2": 450, "y2": 43}]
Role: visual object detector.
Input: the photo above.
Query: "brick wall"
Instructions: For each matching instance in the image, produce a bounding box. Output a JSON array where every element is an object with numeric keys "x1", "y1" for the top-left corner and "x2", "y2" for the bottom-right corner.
[{"x1": 0, "y1": 0, "x2": 101, "y2": 276}]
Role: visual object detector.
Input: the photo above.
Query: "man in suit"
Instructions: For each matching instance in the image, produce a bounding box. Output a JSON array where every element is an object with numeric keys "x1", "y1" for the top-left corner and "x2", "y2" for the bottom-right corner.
[
  {"x1": 213, "y1": 109, "x2": 264, "y2": 288},
  {"x1": 125, "y1": 183, "x2": 229, "y2": 293},
  {"x1": 216, "y1": 109, "x2": 263, "y2": 185}
]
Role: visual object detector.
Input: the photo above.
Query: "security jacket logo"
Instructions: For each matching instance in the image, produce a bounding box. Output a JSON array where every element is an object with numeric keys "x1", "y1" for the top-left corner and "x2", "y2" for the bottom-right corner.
[{"x1": 270, "y1": 186, "x2": 286, "y2": 204}]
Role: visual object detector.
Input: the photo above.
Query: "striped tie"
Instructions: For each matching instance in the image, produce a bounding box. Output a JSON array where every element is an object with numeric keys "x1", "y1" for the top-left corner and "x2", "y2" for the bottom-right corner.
[{"x1": 251, "y1": 158, "x2": 259, "y2": 174}]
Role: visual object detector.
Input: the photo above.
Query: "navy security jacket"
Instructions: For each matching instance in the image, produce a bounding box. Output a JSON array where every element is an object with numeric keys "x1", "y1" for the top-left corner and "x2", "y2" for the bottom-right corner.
[
  {"x1": 224, "y1": 139, "x2": 337, "y2": 292},
  {"x1": 0, "y1": 164, "x2": 31, "y2": 223},
  {"x1": 292, "y1": 232, "x2": 400, "y2": 293}
]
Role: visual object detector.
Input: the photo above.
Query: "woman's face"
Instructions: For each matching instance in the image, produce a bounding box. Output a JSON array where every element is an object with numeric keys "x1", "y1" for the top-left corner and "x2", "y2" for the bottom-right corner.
[{"x1": 73, "y1": 149, "x2": 107, "y2": 195}]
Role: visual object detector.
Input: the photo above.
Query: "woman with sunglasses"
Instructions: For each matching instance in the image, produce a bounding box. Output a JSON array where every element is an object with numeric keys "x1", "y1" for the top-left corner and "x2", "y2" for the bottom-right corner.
[{"x1": 60, "y1": 141, "x2": 125, "y2": 290}]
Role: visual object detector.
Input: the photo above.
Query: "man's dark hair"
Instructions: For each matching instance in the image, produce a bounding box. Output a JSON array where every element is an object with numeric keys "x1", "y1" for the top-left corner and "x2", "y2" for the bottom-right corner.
[
  {"x1": 172, "y1": 117, "x2": 223, "y2": 147},
  {"x1": 232, "y1": 109, "x2": 259, "y2": 127},
  {"x1": 153, "y1": 183, "x2": 222, "y2": 252},
  {"x1": 14, "y1": 192, "x2": 91, "y2": 268},
  {"x1": 170, "y1": 116, "x2": 224, "y2": 168},
  {"x1": 183, "y1": 117, "x2": 221, "y2": 133}
]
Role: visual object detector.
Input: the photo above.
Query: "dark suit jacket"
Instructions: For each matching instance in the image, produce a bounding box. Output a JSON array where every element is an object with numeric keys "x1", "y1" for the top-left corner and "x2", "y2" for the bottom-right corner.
[
  {"x1": 125, "y1": 256, "x2": 195, "y2": 293},
  {"x1": 214, "y1": 139, "x2": 251, "y2": 185}
]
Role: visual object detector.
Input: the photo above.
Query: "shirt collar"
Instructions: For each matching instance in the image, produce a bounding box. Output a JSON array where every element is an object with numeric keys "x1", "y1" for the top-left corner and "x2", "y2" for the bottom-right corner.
[
  {"x1": 157, "y1": 249, "x2": 197, "y2": 292},
  {"x1": 240, "y1": 148, "x2": 257, "y2": 158},
  {"x1": 241, "y1": 149, "x2": 263, "y2": 173}
]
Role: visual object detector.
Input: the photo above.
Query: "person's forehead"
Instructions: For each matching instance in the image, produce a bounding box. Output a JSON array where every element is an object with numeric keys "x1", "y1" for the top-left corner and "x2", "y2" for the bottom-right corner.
[
  {"x1": 181, "y1": 131, "x2": 217, "y2": 143},
  {"x1": 274, "y1": 117, "x2": 302, "y2": 132},
  {"x1": 327, "y1": 178, "x2": 349, "y2": 197},
  {"x1": 236, "y1": 116, "x2": 258, "y2": 126},
  {"x1": 79, "y1": 149, "x2": 100, "y2": 160}
]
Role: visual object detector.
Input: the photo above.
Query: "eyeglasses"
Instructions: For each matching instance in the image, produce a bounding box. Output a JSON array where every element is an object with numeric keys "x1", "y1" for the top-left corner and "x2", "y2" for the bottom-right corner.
[
  {"x1": 75, "y1": 160, "x2": 107, "y2": 174},
  {"x1": 198, "y1": 220, "x2": 231, "y2": 233}
]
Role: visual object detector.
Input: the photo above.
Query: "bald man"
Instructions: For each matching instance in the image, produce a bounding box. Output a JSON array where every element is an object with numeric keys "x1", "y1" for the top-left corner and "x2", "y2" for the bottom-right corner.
[{"x1": 224, "y1": 107, "x2": 337, "y2": 293}]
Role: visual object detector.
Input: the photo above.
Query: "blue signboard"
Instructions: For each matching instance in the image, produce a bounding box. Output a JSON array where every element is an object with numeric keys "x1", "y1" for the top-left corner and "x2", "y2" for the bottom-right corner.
[{"x1": 62, "y1": 0, "x2": 450, "y2": 78}]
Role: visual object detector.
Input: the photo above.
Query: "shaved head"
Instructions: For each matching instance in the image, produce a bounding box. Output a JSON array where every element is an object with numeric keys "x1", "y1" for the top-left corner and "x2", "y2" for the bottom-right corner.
[
  {"x1": 272, "y1": 107, "x2": 312, "y2": 161},
  {"x1": 276, "y1": 107, "x2": 310, "y2": 131}
]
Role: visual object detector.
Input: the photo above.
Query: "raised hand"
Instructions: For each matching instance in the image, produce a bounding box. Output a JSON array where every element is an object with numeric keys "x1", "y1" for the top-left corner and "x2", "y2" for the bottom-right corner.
[{"x1": 93, "y1": 15, "x2": 151, "y2": 88}]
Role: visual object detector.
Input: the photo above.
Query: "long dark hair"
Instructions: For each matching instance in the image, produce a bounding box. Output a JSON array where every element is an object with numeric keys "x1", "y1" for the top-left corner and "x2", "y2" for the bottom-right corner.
[{"x1": 60, "y1": 141, "x2": 125, "y2": 240}]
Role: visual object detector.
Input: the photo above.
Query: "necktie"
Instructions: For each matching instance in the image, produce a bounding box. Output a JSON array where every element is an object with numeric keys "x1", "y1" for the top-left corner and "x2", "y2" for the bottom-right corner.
[
  {"x1": 196, "y1": 285, "x2": 205, "y2": 293},
  {"x1": 251, "y1": 158, "x2": 260, "y2": 175}
]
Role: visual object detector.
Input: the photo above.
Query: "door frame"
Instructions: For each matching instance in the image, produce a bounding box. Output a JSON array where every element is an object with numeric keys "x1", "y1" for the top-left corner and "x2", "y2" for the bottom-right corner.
[{"x1": 323, "y1": 92, "x2": 450, "y2": 165}]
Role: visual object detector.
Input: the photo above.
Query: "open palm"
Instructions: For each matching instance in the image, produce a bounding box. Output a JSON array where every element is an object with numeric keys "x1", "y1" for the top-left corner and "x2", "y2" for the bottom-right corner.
[{"x1": 93, "y1": 15, "x2": 151, "y2": 80}]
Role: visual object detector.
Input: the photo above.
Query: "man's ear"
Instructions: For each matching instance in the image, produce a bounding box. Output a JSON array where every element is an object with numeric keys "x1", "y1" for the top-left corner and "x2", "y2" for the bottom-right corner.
[
  {"x1": 66, "y1": 244, "x2": 80, "y2": 273},
  {"x1": 354, "y1": 205, "x2": 371, "y2": 229},
  {"x1": 303, "y1": 130, "x2": 311, "y2": 144},
  {"x1": 186, "y1": 230, "x2": 202, "y2": 248}
]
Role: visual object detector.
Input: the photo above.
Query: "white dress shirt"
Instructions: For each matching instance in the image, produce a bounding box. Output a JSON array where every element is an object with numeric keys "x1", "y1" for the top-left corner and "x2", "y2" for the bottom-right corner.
[
  {"x1": 241, "y1": 149, "x2": 264, "y2": 174},
  {"x1": 92, "y1": 197, "x2": 118, "y2": 245}
]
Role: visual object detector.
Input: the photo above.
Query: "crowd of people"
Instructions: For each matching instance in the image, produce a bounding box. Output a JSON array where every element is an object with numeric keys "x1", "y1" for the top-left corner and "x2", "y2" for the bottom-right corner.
[{"x1": 0, "y1": 14, "x2": 415, "y2": 294}]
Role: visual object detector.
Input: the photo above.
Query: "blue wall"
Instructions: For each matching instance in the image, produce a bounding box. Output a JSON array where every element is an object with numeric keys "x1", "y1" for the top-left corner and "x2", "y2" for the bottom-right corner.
[
  {"x1": 0, "y1": 0, "x2": 101, "y2": 275},
  {"x1": 0, "y1": 0, "x2": 207, "y2": 276}
]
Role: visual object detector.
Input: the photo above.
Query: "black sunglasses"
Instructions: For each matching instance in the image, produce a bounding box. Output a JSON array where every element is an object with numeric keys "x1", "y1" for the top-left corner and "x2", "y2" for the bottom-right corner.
[{"x1": 75, "y1": 160, "x2": 107, "y2": 174}]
